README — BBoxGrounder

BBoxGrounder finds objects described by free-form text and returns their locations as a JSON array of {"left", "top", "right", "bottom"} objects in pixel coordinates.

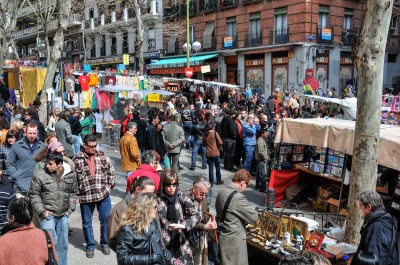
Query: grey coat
[
  {"left": 6, "top": 138, "right": 45, "bottom": 192},
  {"left": 162, "top": 121, "right": 185, "bottom": 154},
  {"left": 215, "top": 183, "right": 258, "bottom": 265},
  {"left": 55, "top": 119, "right": 74, "bottom": 157},
  {"left": 29, "top": 157, "right": 77, "bottom": 217}
]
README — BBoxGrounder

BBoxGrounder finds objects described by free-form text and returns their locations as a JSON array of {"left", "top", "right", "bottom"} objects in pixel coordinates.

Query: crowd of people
[{"left": 0, "top": 83, "right": 397, "bottom": 265}]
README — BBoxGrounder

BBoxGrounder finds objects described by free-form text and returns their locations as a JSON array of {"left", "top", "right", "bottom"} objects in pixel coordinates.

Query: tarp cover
[{"left": 274, "top": 118, "right": 400, "bottom": 171}]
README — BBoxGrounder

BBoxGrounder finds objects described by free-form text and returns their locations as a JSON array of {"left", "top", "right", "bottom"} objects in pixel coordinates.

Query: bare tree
[
  {"left": 0, "top": 0, "right": 26, "bottom": 76},
  {"left": 344, "top": 0, "right": 393, "bottom": 244},
  {"left": 27, "top": 0, "right": 72, "bottom": 122},
  {"left": 128, "top": 0, "right": 144, "bottom": 74}
]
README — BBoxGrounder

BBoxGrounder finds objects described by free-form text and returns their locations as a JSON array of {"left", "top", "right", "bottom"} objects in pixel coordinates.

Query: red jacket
[
  {"left": 0, "top": 223, "right": 57, "bottom": 265},
  {"left": 126, "top": 164, "right": 160, "bottom": 193}
]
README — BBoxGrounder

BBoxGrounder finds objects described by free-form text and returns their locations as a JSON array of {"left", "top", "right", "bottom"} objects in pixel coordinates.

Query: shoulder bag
[{"left": 42, "top": 229, "right": 58, "bottom": 265}]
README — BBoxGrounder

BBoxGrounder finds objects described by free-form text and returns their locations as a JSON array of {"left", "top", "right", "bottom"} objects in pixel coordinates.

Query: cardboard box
[
  {"left": 317, "top": 196, "right": 328, "bottom": 206},
  {"left": 327, "top": 198, "right": 347, "bottom": 214},
  {"left": 312, "top": 200, "right": 329, "bottom": 212}
]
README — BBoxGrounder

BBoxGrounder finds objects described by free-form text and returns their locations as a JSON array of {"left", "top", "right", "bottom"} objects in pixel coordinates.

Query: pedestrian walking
[
  {"left": 163, "top": 114, "right": 185, "bottom": 173},
  {"left": 202, "top": 121, "right": 223, "bottom": 185},
  {"left": 29, "top": 151, "right": 77, "bottom": 265},
  {"left": 73, "top": 134, "right": 115, "bottom": 258}
]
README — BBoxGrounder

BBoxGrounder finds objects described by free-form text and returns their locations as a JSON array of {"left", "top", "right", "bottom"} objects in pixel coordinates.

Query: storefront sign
[
  {"left": 147, "top": 93, "right": 161, "bottom": 102},
  {"left": 167, "top": 82, "right": 180, "bottom": 92},
  {"left": 340, "top": 57, "right": 353, "bottom": 65},
  {"left": 321, "top": 28, "right": 332, "bottom": 41},
  {"left": 245, "top": 59, "right": 264, "bottom": 67},
  {"left": 123, "top": 54, "right": 130, "bottom": 65},
  {"left": 149, "top": 65, "right": 202, "bottom": 75},
  {"left": 272, "top": 57, "right": 289, "bottom": 65},
  {"left": 201, "top": 65, "right": 211, "bottom": 73},
  {"left": 316, "top": 56, "right": 329, "bottom": 64}
]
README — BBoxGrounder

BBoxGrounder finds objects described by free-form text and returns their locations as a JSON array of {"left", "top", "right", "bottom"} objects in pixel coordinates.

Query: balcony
[
  {"left": 179, "top": 1, "right": 197, "bottom": 19},
  {"left": 242, "top": 0, "right": 262, "bottom": 5},
  {"left": 199, "top": 0, "right": 217, "bottom": 13},
  {"left": 164, "top": 5, "right": 179, "bottom": 21},
  {"left": 219, "top": 0, "right": 239, "bottom": 10},
  {"left": 222, "top": 34, "right": 238, "bottom": 49},
  {"left": 246, "top": 32, "right": 262, "bottom": 46},
  {"left": 317, "top": 26, "right": 334, "bottom": 43},
  {"left": 269, "top": 27, "right": 289, "bottom": 44},
  {"left": 341, "top": 28, "right": 359, "bottom": 45}
]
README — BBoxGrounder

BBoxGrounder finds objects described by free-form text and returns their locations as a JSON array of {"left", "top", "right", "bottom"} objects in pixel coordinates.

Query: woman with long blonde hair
[{"left": 116, "top": 193, "right": 172, "bottom": 265}]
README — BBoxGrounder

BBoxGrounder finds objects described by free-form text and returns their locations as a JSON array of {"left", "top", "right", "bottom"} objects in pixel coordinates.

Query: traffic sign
[{"left": 185, "top": 67, "right": 194, "bottom": 78}]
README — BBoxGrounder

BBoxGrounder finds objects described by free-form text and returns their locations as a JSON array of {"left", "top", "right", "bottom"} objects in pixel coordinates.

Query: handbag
[{"left": 42, "top": 229, "right": 58, "bottom": 265}]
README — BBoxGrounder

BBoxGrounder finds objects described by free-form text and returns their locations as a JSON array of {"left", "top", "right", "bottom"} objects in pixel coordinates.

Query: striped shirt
[{"left": 0, "top": 185, "right": 16, "bottom": 230}]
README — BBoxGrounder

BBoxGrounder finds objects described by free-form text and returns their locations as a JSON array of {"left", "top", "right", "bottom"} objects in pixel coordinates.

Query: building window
[
  {"left": 390, "top": 16, "right": 398, "bottom": 35},
  {"left": 343, "top": 9, "right": 352, "bottom": 31},
  {"left": 319, "top": 5, "right": 329, "bottom": 28},
  {"left": 388, "top": 53, "right": 397, "bottom": 63},
  {"left": 123, "top": 32, "right": 128, "bottom": 53},
  {"left": 275, "top": 8, "right": 287, "bottom": 31},
  {"left": 249, "top": 13, "right": 261, "bottom": 35},
  {"left": 226, "top": 17, "right": 236, "bottom": 36},
  {"left": 189, "top": 26, "right": 195, "bottom": 43}
]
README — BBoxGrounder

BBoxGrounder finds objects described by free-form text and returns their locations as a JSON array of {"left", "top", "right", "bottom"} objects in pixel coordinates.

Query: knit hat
[{"left": 48, "top": 141, "right": 63, "bottom": 152}]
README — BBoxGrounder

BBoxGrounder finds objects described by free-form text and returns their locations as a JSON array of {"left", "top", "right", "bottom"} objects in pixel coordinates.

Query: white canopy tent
[
  {"left": 274, "top": 118, "right": 400, "bottom": 171},
  {"left": 301, "top": 95, "right": 357, "bottom": 120}
]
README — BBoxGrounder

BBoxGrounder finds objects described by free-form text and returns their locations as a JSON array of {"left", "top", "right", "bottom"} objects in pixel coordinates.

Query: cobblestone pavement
[{"left": 68, "top": 144, "right": 266, "bottom": 264}]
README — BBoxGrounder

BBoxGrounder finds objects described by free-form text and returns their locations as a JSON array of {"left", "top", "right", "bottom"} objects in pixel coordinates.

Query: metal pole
[{"left": 186, "top": 0, "right": 190, "bottom": 68}]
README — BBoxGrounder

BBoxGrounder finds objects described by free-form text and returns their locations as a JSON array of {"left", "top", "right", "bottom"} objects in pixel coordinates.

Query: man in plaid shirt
[{"left": 73, "top": 134, "right": 115, "bottom": 258}]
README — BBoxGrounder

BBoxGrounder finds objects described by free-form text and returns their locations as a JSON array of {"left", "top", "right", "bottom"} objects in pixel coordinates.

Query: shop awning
[
  {"left": 203, "top": 23, "right": 215, "bottom": 49},
  {"left": 167, "top": 34, "right": 177, "bottom": 53},
  {"left": 147, "top": 53, "right": 218, "bottom": 69}
]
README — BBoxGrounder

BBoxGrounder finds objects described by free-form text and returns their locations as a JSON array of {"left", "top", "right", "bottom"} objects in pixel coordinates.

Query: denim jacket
[{"left": 242, "top": 123, "right": 256, "bottom": 146}]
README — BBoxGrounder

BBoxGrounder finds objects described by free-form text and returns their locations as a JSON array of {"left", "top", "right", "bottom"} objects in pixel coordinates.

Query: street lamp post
[{"left": 186, "top": 0, "right": 190, "bottom": 68}]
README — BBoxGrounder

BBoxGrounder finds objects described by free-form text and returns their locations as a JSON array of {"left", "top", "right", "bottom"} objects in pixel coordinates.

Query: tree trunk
[
  {"left": 38, "top": 0, "right": 71, "bottom": 123},
  {"left": 132, "top": 0, "right": 144, "bottom": 74},
  {"left": 344, "top": 0, "right": 393, "bottom": 245}
]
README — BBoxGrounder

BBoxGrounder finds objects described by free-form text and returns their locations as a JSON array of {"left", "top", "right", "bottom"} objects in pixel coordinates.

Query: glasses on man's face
[
  {"left": 86, "top": 144, "right": 97, "bottom": 149},
  {"left": 165, "top": 183, "right": 177, "bottom": 188},
  {"left": 195, "top": 190, "right": 208, "bottom": 197}
]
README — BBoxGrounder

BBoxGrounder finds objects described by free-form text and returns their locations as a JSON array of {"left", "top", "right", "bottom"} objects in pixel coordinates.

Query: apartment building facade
[{"left": 158, "top": 0, "right": 400, "bottom": 96}]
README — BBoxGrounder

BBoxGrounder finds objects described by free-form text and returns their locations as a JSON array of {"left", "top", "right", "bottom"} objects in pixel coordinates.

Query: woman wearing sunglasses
[
  {"left": 117, "top": 193, "right": 172, "bottom": 265},
  {"left": 157, "top": 170, "right": 201, "bottom": 265}
]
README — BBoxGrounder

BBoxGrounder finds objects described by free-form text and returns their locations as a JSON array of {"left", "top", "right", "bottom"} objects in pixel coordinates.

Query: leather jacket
[{"left": 116, "top": 219, "right": 169, "bottom": 265}]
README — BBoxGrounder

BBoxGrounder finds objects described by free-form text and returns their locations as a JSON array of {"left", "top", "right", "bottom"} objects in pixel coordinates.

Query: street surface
[{"left": 68, "top": 144, "right": 267, "bottom": 264}]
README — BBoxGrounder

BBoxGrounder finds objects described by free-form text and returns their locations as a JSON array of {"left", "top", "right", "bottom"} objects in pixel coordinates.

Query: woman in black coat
[{"left": 116, "top": 193, "right": 172, "bottom": 265}]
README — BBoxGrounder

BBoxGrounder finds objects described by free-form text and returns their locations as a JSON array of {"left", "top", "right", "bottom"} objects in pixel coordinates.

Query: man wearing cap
[{"left": 29, "top": 151, "right": 77, "bottom": 265}]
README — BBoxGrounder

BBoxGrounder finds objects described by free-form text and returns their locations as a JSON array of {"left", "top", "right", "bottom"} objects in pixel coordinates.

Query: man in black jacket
[
  {"left": 68, "top": 109, "right": 83, "bottom": 155},
  {"left": 145, "top": 114, "right": 160, "bottom": 152},
  {"left": 132, "top": 110, "right": 148, "bottom": 154},
  {"left": 221, "top": 109, "right": 237, "bottom": 171},
  {"left": 354, "top": 190, "right": 399, "bottom": 265}
]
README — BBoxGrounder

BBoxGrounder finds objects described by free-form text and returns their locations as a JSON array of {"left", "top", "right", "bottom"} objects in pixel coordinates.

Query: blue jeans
[
  {"left": 243, "top": 145, "right": 255, "bottom": 172},
  {"left": 41, "top": 215, "right": 69, "bottom": 265},
  {"left": 207, "top": 156, "right": 222, "bottom": 184},
  {"left": 183, "top": 122, "right": 193, "bottom": 148},
  {"left": 191, "top": 139, "right": 206, "bottom": 168},
  {"left": 72, "top": 134, "right": 82, "bottom": 155},
  {"left": 80, "top": 195, "right": 111, "bottom": 250}
]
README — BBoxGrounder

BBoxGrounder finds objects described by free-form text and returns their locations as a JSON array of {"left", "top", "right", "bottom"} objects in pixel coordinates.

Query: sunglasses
[
  {"left": 86, "top": 144, "right": 97, "bottom": 148},
  {"left": 165, "top": 183, "right": 178, "bottom": 188}
]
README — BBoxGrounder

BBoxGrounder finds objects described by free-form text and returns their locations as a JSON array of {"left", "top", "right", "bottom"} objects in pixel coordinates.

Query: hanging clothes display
[
  {"left": 92, "top": 87, "right": 98, "bottom": 110},
  {"left": 64, "top": 74, "right": 75, "bottom": 92},
  {"left": 82, "top": 90, "right": 92, "bottom": 108},
  {"left": 78, "top": 74, "right": 91, "bottom": 91},
  {"left": 89, "top": 73, "right": 99, "bottom": 87}
]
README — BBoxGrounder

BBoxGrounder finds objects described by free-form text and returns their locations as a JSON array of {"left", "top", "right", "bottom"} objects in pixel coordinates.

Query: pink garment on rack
[{"left": 96, "top": 90, "right": 115, "bottom": 110}]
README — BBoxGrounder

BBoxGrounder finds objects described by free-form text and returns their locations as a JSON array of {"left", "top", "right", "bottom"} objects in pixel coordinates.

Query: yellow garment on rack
[
  {"left": 89, "top": 73, "right": 98, "bottom": 86},
  {"left": 20, "top": 67, "right": 47, "bottom": 108},
  {"left": 83, "top": 90, "right": 92, "bottom": 108}
]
